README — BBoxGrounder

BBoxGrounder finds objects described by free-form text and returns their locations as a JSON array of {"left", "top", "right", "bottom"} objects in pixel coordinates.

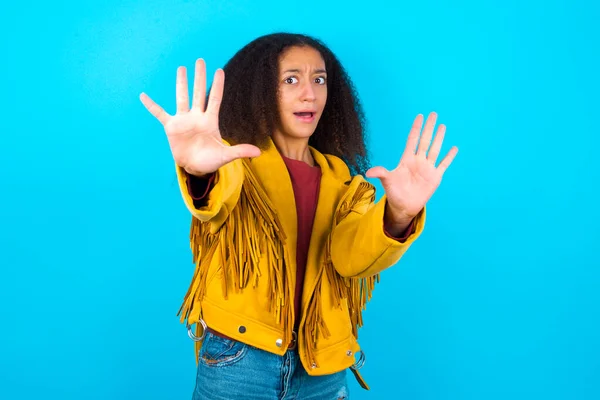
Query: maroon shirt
[
  {"left": 185, "top": 159, "right": 414, "bottom": 332},
  {"left": 281, "top": 156, "right": 321, "bottom": 329}
]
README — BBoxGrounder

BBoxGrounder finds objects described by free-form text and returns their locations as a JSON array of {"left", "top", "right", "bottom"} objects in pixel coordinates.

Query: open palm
[
  {"left": 366, "top": 112, "right": 458, "bottom": 221},
  {"left": 139, "top": 58, "right": 261, "bottom": 176}
]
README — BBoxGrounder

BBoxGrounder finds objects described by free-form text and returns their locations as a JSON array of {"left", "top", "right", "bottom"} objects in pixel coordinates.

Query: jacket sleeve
[
  {"left": 330, "top": 192, "right": 426, "bottom": 279},
  {"left": 176, "top": 158, "right": 245, "bottom": 232}
]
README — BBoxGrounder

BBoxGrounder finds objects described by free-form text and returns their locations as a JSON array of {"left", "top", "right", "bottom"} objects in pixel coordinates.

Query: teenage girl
[{"left": 140, "top": 32, "right": 457, "bottom": 400}]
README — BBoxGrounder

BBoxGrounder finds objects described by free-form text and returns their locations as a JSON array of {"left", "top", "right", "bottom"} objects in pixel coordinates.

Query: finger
[
  {"left": 365, "top": 166, "right": 389, "bottom": 179},
  {"left": 437, "top": 146, "right": 458, "bottom": 175},
  {"left": 140, "top": 92, "right": 170, "bottom": 125},
  {"left": 416, "top": 112, "right": 437, "bottom": 157},
  {"left": 427, "top": 124, "right": 446, "bottom": 164},
  {"left": 206, "top": 69, "right": 225, "bottom": 117},
  {"left": 402, "top": 114, "right": 424, "bottom": 160},
  {"left": 176, "top": 66, "right": 189, "bottom": 114},
  {"left": 192, "top": 58, "right": 207, "bottom": 110},
  {"left": 223, "top": 144, "right": 262, "bottom": 162}
]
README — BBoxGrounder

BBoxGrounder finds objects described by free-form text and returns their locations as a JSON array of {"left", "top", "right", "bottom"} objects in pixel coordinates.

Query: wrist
[
  {"left": 384, "top": 218, "right": 412, "bottom": 237},
  {"left": 383, "top": 202, "right": 415, "bottom": 236},
  {"left": 385, "top": 202, "right": 414, "bottom": 223}
]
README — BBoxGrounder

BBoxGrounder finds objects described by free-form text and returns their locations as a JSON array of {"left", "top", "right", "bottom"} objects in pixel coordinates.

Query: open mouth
[{"left": 294, "top": 112, "right": 316, "bottom": 122}]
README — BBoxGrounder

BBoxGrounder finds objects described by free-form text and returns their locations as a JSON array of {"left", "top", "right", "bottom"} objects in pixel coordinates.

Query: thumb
[
  {"left": 224, "top": 144, "right": 262, "bottom": 162},
  {"left": 365, "top": 166, "right": 388, "bottom": 179}
]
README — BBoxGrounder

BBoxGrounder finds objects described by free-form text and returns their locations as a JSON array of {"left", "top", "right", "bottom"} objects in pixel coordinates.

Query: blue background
[{"left": 1, "top": 0, "right": 599, "bottom": 399}]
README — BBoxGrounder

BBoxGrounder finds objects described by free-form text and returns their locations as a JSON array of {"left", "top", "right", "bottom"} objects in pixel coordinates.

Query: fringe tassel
[
  {"left": 176, "top": 160, "right": 294, "bottom": 346},
  {"left": 303, "top": 181, "right": 380, "bottom": 368}
]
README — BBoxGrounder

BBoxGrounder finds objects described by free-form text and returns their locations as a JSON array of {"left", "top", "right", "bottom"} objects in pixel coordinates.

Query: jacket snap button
[
  {"left": 276, "top": 339, "right": 283, "bottom": 347},
  {"left": 311, "top": 363, "right": 317, "bottom": 369},
  {"left": 238, "top": 326, "right": 246, "bottom": 334},
  {"left": 346, "top": 350, "right": 353, "bottom": 356}
]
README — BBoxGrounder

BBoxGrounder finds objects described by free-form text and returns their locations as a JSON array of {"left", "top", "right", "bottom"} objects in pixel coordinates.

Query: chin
[
  {"left": 290, "top": 129, "right": 317, "bottom": 139},
  {"left": 278, "top": 124, "right": 318, "bottom": 140}
]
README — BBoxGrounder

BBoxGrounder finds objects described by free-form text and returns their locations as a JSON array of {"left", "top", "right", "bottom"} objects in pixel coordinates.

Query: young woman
[{"left": 140, "top": 32, "right": 457, "bottom": 400}]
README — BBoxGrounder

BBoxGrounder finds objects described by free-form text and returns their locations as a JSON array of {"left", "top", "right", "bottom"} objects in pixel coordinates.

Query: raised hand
[
  {"left": 366, "top": 112, "right": 458, "bottom": 225},
  {"left": 140, "top": 58, "right": 261, "bottom": 176}
]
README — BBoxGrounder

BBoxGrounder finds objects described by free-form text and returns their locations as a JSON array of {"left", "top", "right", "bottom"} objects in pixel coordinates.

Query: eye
[
  {"left": 284, "top": 76, "right": 298, "bottom": 84},
  {"left": 315, "top": 76, "right": 327, "bottom": 85}
]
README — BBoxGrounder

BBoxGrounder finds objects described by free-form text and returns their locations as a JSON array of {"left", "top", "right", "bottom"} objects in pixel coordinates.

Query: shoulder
[
  {"left": 317, "top": 151, "right": 372, "bottom": 189},
  {"left": 314, "top": 150, "right": 376, "bottom": 207},
  {"left": 311, "top": 147, "right": 353, "bottom": 183},
  {"left": 322, "top": 154, "right": 352, "bottom": 181}
]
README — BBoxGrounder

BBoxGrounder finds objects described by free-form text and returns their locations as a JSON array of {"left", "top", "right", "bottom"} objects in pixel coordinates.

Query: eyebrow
[{"left": 282, "top": 68, "right": 327, "bottom": 74}]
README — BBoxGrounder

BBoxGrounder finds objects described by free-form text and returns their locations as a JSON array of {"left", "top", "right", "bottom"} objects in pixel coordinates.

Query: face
[{"left": 274, "top": 45, "right": 328, "bottom": 141}]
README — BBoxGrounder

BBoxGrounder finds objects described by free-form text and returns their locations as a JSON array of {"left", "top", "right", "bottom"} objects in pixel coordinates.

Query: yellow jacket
[{"left": 175, "top": 138, "right": 426, "bottom": 389}]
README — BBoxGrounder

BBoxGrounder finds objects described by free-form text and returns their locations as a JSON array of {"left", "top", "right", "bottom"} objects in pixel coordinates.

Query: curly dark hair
[{"left": 214, "top": 32, "right": 370, "bottom": 176}]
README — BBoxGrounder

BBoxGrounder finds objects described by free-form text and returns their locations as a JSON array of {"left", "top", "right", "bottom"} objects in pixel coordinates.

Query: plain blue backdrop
[{"left": 1, "top": 0, "right": 599, "bottom": 399}]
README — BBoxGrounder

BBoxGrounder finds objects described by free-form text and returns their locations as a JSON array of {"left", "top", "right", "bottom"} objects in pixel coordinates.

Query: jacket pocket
[{"left": 199, "top": 332, "right": 248, "bottom": 367}]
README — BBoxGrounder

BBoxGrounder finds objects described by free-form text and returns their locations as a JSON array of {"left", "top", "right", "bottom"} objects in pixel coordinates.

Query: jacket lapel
[
  {"left": 301, "top": 147, "right": 347, "bottom": 312},
  {"left": 249, "top": 138, "right": 298, "bottom": 275}
]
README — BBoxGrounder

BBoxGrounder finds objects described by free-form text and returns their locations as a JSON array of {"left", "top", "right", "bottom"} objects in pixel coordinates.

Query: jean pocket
[{"left": 199, "top": 332, "right": 248, "bottom": 367}]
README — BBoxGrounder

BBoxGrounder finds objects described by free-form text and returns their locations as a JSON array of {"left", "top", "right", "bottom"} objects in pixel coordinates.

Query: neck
[{"left": 271, "top": 132, "right": 315, "bottom": 166}]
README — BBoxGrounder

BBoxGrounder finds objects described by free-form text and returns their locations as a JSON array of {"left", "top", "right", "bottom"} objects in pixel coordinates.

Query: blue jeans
[{"left": 192, "top": 331, "right": 350, "bottom": 399}]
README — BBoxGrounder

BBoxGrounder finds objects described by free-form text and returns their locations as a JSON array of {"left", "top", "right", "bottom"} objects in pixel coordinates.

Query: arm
[{"left": 330, "top": 188, "right": 425, "bottom": 279}]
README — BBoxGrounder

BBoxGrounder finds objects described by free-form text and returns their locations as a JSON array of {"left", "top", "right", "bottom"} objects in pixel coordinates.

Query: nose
[{"left": 300, "top": 80, "right": 316, "bottom": 102}]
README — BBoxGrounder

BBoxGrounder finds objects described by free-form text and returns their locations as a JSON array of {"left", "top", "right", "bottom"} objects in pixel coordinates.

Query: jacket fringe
[
  {"left": 176, "top": 160, "right": 294, "bottom": 346},
  {"left": 303, "top": 181, "right": 379, "bottom": 368}
]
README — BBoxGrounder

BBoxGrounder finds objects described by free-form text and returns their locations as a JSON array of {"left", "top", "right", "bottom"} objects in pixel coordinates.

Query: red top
[
  {"left": 186, "top": 159, "right": 414, "bottom": 331},
  {"left": 280, "top": 156, "right": 322, "bottom": 329}
]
